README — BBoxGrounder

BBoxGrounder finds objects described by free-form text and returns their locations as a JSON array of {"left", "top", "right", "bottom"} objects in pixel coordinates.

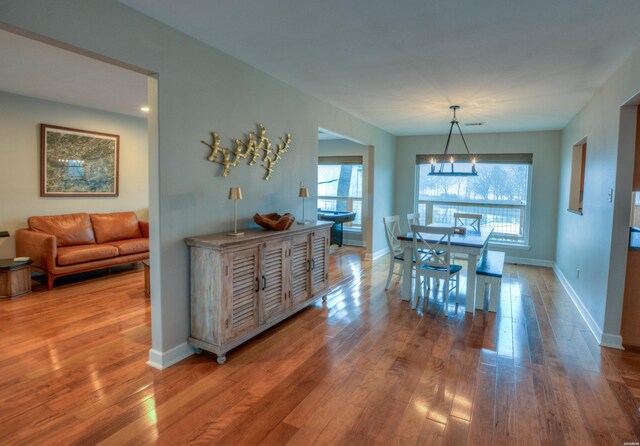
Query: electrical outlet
[
  {"left": 577, "top": 268, "right": 580, "bottom": 279},
  {"left": 608, "top": 188, "right": 613, "bottom": 203}
]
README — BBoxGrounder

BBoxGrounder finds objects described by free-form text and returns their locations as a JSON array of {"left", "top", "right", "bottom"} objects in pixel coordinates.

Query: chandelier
[{"left": 429, "top": 105, "right": 478, "bottom": 176}]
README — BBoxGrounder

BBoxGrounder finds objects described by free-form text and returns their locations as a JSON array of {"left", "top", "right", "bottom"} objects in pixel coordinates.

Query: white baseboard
[
  {"left": 366, "top": 247, "right": 389, "bottom": 262},
  {"left": 342, "top": 232, "right": 365, "bottom": 247},
  {"left": 342, "top": 240, "right": 365, "bottom": 248},
  {"left": 505, "top": 256, "right": 554, "bottom": 267},
  {"left": 553, "top": 264, "right": 610, "bottom": 348},
  {"left": 601, "top": 333, "right": 624, "bottom": 350},
  {"left": 147, "top": 342, "right": 194, "bottom": 370}
]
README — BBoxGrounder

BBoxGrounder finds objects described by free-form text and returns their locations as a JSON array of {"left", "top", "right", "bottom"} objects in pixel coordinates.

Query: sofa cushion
[
  {"left": 29, "top": 213, "right": 96, "bottom": 247},
  {"left": 107, "top": 238, "right": 149, "bottom": 256},
  {"left": 90, "top": 212, "right": 142, "bottom": 244},
  {"left": 57, "top": 244, "right": 119, "bottom": 266}
]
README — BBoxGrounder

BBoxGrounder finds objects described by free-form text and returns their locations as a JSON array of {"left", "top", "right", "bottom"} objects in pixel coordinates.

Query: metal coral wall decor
[{"left": 201, "top": 123, "right": 292, "bottom": 180}]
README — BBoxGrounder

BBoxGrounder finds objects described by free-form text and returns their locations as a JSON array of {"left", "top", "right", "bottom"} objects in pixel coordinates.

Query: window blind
[{"left": 319, "top": 156, "right": 363, "bottom": 165}]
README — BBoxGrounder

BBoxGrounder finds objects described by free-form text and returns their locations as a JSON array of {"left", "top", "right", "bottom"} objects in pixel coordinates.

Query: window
[
  {"left": 568, "top": 139, "right": 587, "bottom": 214},
  {"left": 416, "top": 153, "right": 533, "bottom": 246},
  {"left": 317, "top": 156, "right": 363, "bottom": 231}
]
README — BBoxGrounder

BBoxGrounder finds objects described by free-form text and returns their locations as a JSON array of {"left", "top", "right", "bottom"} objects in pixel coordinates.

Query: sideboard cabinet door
[
  {"left": 310, "top": 230, "right": 329, "bottom": 296},
  {"left": 224, "top": 247, "right": 260, "bottom": 341},
  {"left": 290, "top": 234, "right": 311, "bottom": 306},
  {"left": 261, "top": 240, "right": 289, "bottom": 322}
]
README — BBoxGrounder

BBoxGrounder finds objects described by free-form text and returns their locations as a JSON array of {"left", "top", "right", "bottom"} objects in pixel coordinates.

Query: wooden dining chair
[
  {"left": 410, "top": 224, "right": 462, "bottom": 313},
  {"left": 406, "top": 212, "right": 421, "bottom": 229},
  {"left": 453, "top": 213, "right": 482, "bottom": 232},
  {"left": 452, "top": 213, "right": 483, "bottom": 264},
  {"left": 383, "top": 215, "right": 406, "bottom": 290}
]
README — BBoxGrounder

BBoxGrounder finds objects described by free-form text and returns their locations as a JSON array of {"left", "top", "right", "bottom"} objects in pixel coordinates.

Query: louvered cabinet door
[
  {"left": 260, "top": 240, "right": 289, "bottom": 322},
  {"left": 290, "top": 234, "right": 311, "bottom": 305},
  {"left": 310, "top": 229, "right": 329, "bottom": 296},
  {"left": 224, "top": 247, "right": 260, "bottom": 341}
]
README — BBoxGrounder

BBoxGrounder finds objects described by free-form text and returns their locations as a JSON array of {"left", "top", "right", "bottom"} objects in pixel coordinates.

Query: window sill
[{"left": 567, "top": 208, "right": 583, "bottom": 216}]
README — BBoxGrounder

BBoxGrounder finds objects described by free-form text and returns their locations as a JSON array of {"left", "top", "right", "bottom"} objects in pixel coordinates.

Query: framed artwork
[{"left": 40, "top": 124, "right": 119, "bottom": 197}]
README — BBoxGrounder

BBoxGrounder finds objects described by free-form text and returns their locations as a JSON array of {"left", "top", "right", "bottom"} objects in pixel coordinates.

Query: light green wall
[
  {"left": 557, "top": 47, "right": 640, "bottom": 347},
  {"left": 395, "top": 131, "right": 561, "bottom": 264},
  {"left": 0, "top": 0, "right": 395, "bottom": 366},
  {"left": 0, "top": 91, "right": 148, "bottom": 258}
]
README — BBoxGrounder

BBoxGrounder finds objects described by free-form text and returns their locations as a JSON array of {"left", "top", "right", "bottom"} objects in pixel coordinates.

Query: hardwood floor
[{"left": 1, "top": 249, "right": 639, "bottom": 445}]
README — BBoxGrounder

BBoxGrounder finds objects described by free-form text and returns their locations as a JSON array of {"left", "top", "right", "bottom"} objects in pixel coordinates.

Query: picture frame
[{"left": 40, "top": 124, "right": 119, "bottom": 197}]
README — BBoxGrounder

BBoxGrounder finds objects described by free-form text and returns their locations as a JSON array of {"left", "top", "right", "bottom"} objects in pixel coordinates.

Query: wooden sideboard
[{"left": 185, "top": 221, "right": 332, "bottom": 364}]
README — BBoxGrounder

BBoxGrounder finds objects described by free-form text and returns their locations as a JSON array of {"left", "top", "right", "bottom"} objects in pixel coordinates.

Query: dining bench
[{"left": 475, "top": 250, "right": 505, "bottom": 312}]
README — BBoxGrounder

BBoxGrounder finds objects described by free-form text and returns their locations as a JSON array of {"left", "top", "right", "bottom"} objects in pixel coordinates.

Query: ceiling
[
  {"left": 119, "top": 0, "right": 640, "bottom": 135},
  {"left": 0, "top": 29, "right": 148, "bottom": 118}
]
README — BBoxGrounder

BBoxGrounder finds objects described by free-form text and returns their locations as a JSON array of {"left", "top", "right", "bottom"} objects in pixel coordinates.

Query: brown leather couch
[{"left": 16, "top": 212, "right": 149, "bottom": 289}]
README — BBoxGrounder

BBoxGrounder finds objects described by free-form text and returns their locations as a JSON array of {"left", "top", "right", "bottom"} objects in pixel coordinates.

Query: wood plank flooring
[{"left": 0, "top": 249, "right": 639, "bottom": 445}]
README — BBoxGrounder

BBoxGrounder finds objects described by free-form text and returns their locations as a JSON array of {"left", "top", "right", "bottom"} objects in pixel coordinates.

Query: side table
[{"left": 0, "top": 259, "right": 33, "bottom": 299}]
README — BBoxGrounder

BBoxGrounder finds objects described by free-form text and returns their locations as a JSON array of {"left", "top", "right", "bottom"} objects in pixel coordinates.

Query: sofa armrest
[
  {"left": 16, "top": 228, "right": 57, "bottom": 271},
  {"left": 139, "top": 220, "right": 149, "bottom": 238}
]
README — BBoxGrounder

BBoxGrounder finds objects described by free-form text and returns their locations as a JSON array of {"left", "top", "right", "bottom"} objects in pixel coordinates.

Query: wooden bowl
[{"left": 253, "top": 213, "right": 296, "bottom": 231}]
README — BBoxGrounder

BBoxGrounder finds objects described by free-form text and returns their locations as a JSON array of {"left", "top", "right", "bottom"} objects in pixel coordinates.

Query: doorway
[
  {"left": 0, "top": 26, "right": 158, "bottom": 356},
  {"left": 317, "top": 128, "right": 371, "bottom": 250}
]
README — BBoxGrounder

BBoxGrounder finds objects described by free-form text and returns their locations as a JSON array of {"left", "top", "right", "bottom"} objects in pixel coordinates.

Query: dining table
[{"left": 397, "top": 225, "right": 494, "bottom": 312}]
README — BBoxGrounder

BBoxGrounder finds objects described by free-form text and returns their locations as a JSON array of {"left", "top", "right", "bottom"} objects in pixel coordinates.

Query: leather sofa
[{"left": 16, "top": 211, "right": 149, "bottom": 289}]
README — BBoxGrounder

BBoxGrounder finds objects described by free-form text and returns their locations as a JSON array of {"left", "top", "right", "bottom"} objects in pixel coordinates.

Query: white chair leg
[
  {"left": 444, "top": 277, "right": 450, "bottom": 317},
  {"left": 455, "top": 274, "right": 460, "bottom": 304},
  {"left": 412, "top": 275, "right": 421, "bottom": 309},
  {"left": 385, "top": 260, "right": 394, "bottom": 290}
]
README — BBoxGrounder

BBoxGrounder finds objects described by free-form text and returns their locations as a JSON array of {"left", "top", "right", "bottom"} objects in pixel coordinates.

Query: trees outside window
[
  {"left": 417, "top": 162, "right": 531, "bottom": 246},
  {"left": 318, "top": 163, "right": 363, "bottom": 230}
]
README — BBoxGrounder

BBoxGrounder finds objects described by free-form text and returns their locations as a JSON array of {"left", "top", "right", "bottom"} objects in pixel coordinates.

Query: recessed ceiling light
[{"left": 140, "top": 106, "right": 150, "bottom": 112}]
